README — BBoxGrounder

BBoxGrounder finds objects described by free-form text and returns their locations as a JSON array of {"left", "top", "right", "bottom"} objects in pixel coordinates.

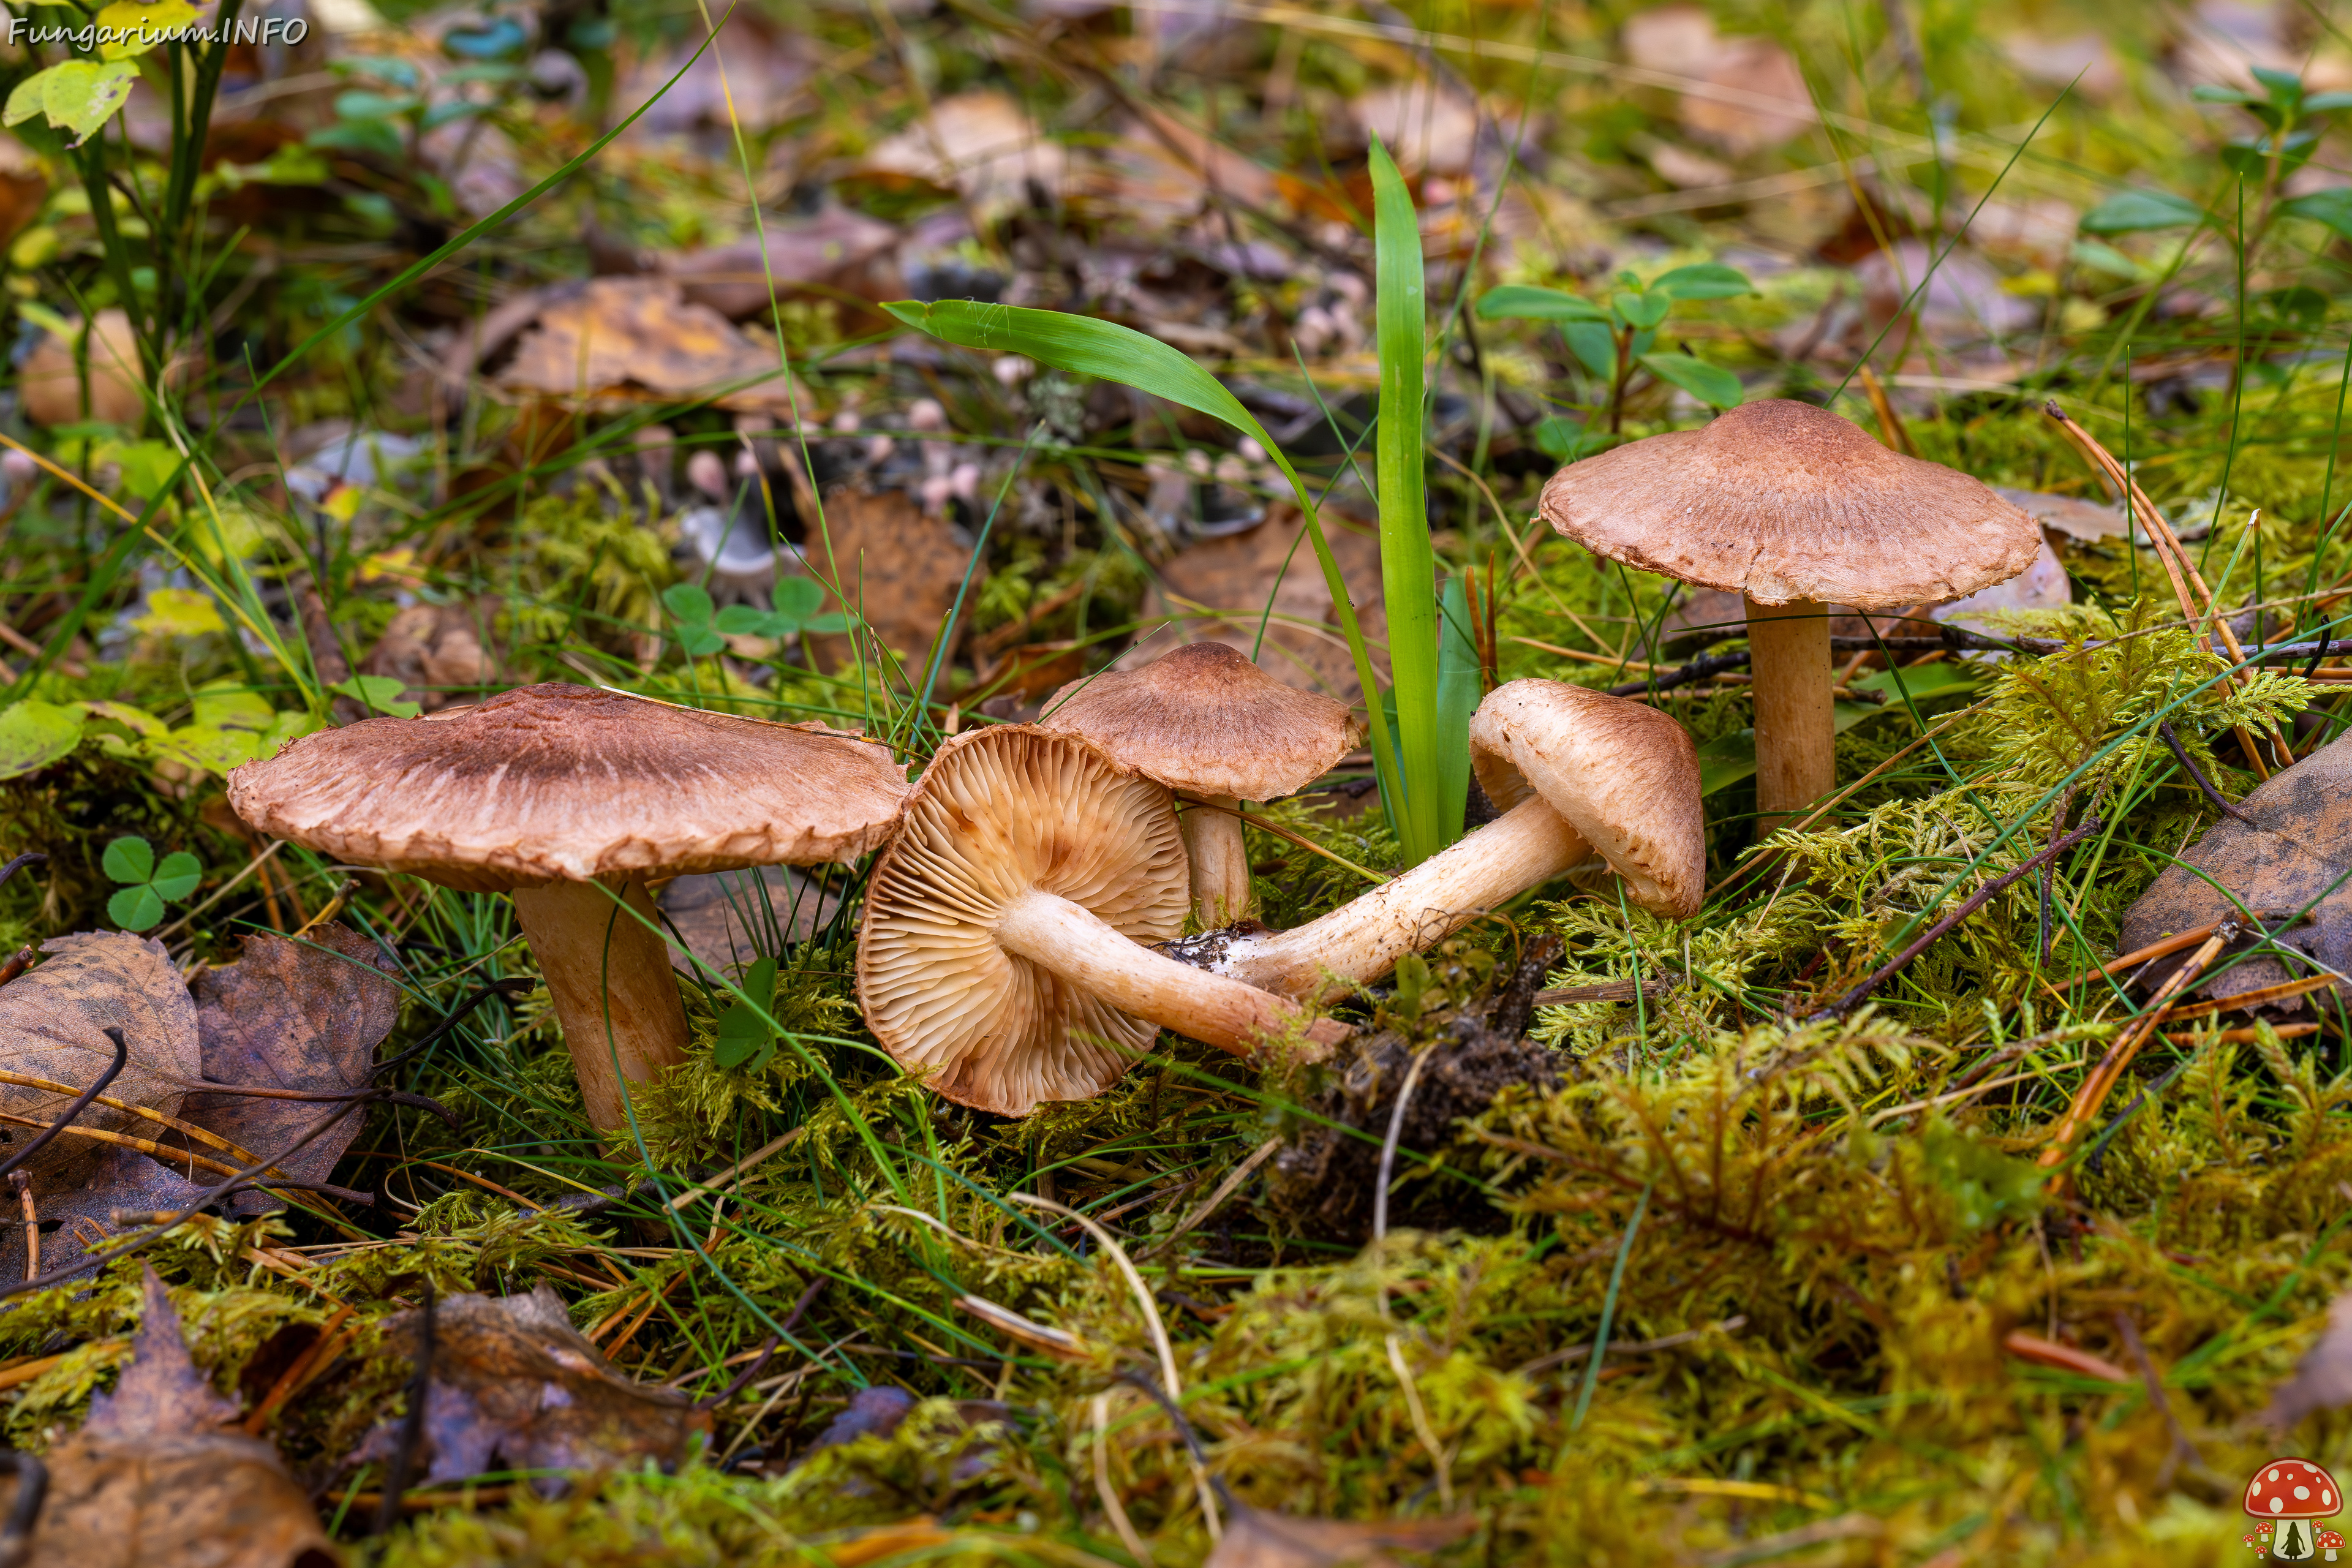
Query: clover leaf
[
  {"left": 663, "top": 583, "right": 726, "bottom": 658},
  {"left": 330, "top": 674, "right": 421, "bottom": 719},
  {"left": 712, "top": 576, "right": 850, "bottom": 641},
  {"left": 104, "top": 835, "right": 200, "bottom": 932}
]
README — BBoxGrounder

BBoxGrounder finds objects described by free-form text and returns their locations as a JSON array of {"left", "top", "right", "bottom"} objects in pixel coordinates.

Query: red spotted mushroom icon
[
  {"left": 2244, "top": 1458, "right": 2343, "bottom": 1560},
  {"left": 2319, "top": 1529, "right": 2344, "bottom": 1561}
]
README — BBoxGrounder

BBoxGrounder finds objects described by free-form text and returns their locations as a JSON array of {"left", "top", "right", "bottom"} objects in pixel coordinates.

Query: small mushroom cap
[
  {"left": 1039, "top": 642, "right": 1362, "bottom": 801},
  {"left": 1468, "top": 680, "right": 1705, "bottom": 919},
  {"left": 227, "top": 682, "right": 910, "bottom": 892},
  {"left": 2245, "top": 1458, "right": 2342, "bottom": 1519},
  {"left": 1537, "top": 399, "right": 2040, "bottom": 610},
  {"left": 858, "top": 726, "right": 1189, "bottom": 1117}
]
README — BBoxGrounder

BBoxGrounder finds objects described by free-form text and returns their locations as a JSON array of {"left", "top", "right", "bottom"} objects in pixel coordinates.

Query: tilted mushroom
[
  {"left": 1039, "top": 643, "right": 1361, "bottom": 924},
  {"left": 1203, "top": 679, "right": 1704, "bottom": 1002},
  {"left": 857, "top": 726, "right": 1349, "bottom": 1117},
  {"left": 1539, "top": 399, "right": 2038, "bottom": 821},
  {"left": 228, "top": 683, "right": 909, "bottom": 1134}
]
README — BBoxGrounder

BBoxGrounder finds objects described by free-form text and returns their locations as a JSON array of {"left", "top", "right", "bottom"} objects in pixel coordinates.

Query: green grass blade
[
  {"left": 1369, "top": 139, "right": 1440, "bottom": 865},
  {"left": 883, "top": 297, "right": 1401, "bottom": 812},
  {"left": 1434, "top": 575, "right": 1479, "bottom": 839}
]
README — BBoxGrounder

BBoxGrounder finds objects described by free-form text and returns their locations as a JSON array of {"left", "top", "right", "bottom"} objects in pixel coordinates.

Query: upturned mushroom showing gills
[
  {"left": 227, "top": 683, "right": 910, "bottom": 1135},
  {"left": 1205, "top": 680, "right": 1703, "bottom": 1003},
  {"left": 1039, "top": 643, "right": 1361, "bottom": 925},
  {"left": 857, "top": 725, "right": 1349, "bottom": 1117},
  {"left": 1538, "top": 399, "right": 2038, "bottom": 822}
]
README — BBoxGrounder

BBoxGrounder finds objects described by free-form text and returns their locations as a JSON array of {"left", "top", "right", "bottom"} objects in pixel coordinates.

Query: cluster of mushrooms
[{"left": 225, "top": 401, "right": 2041, "bottom": 1123}]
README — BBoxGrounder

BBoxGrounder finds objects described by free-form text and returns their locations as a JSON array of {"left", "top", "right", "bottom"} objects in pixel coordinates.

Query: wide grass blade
[
  {"left": 1434, "top": 574, "right": 1480, "bottom": 839},
  {"left": 1369, "top": 139, "right": 1444, "bottom": 865},
  {"left": 883, "top": 296, "right": 1401, "bottom": 815}
]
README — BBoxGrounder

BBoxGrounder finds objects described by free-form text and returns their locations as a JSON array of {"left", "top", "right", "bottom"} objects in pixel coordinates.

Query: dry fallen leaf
[
  {"left": 804, "top": 486, "right": 983, "bottom": 669},
  {"left": 4, "top": 1264, "right": 339, "bottom": 1568},
  {"left": 0, "top": 931, "right": 203, "bottom": 1189},
  {"left": 2269, "top": 1289, "right": 2352, "bottom": 1431},
  {"left": 0, "top": 1141, "right": 213, "bottom": 1285},
  {"left": 1206, "top": 1503, "right": 1476, "bottom": 1567},
  {"left": 2117, "top": 727, "right": 2352, "bottom": 1013},
  {"left": 500, "top": 278, "right": 804, "bottom": 413},
  {"left": 353, "top": 1286, "right": 704, "bottom": 1491},
  {"left": 183, "top": 924, "right": 401, "bottom": 1216},
  {"left": 1989, "top": 486, "right": 2130, "bottom": 543},
  {"left": 859, "top": 91, "right": 1067, "bottom": 217},
  {"left": 361, "top": 603, "right": 502, "bottom": 710},
  {"left": 1623, "top": 4, "right": 1812, "bottom": 157},
  {"left": 1129, "top": 505, "right": 1390, "bottom": 702},
  {"left": 664, "top": 206, "right": 902, "bottom": 320}
]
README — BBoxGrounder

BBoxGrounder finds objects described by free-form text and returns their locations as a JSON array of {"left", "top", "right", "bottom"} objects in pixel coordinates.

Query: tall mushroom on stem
[
  {"left": 228, "top": 684, "right": 909, "bottom": 1136},
  {"left": 1201, "top": 680, "right": 1704, "bottom": 1002},
  {"left": 1538, "top": 399, "right": 2039, "bottom": 823},
  {"left": 1039, "top": 643, "right": 1361, "bottom": 925},
  {"left": 856, "top": 726, "right": 1349, "bottom": 1117}
]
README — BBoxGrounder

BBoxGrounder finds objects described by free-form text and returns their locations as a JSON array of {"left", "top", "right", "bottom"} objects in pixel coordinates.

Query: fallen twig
[
  {"left": 2039, "top": 922, "right": 2237, "bottom": 1177},
  {"left": 1810, "top": 818, "right": 2101, "bottom": 1020},
  {"left": 2158, "top": 720, "right": 2255, "bottom": 823}
]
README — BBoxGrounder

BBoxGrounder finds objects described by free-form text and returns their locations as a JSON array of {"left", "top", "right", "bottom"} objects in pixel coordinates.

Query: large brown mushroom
[
  {"left": 1039, "top": 643, "right": 1361, "bottom": 925},
  {"left": 1205, "top": 680, "right": 1704, "bottom": 1001},
  {"left": 857, "top": 726, "right": 1348, "bottom": 1117},
  {"left": 228, "top": 683, "right": 909, "bottom": 1134},
  {"left": 1538, "top": 399, "right": 2038, "bottom": 821}
]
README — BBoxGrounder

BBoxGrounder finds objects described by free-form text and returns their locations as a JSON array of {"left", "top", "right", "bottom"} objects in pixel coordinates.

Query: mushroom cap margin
[
  {"left": 1467, "top": 679, "right": 1706, "bottom": 919},
  {"left": 1537, "top": 399, "right": 2040, "bottom": 611},
  {"left": 226, "top": 682, "right": 911, "bottom": 892}
]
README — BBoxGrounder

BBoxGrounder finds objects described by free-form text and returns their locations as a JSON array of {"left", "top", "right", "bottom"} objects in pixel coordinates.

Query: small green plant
[
  {"left": 102, "top": 835, "right": 199, "bottom": 932},
  {"left": 712, "top": 956, "right": 780, "bottom": 1071},
  {"left": 714, "top": 577, "right": 848, "bottom": 644},
  {"left": 662, "top": 584, "right": 729, "bottom": 659},
  {"left": 1476, "top": 264, "right": 1752, "bottom": 438},
  {"left": 329, "top": 675, "right": 421, "bottom": 719}
]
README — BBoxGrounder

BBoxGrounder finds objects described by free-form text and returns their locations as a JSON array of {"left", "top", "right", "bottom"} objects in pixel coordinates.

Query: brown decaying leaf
[
  {"left": 353, "top": 1286, "right": 706, "bottom": 1492},
  {"left": 2269, "top": 1289, "right": 2352, "bottom": 1431},
  {"left": 500, "top": 278, "right": 803, "bottom": 413},
  {"left": 361, "top": 603, "right": 502, "bottom": 711},
  {"left": 0, "top": 1140, "right": 212, "bottom": 1286},
  {"left": 0, "top": 932, "right": 202, "bottom": 1191},
  {"left": 1205, "top": 1503, "right": 1477, "bottom": 1568},
  {"left": 2117, "top": 728, "right": 2352, "bottom": 1014},
  {"left": 184, "top": 924, "right": 401, "bottom": 1217},
  {"left": 1129, "top": 505, "right": 1389, "bottom": 703},
  {"left": 4, "top": 1264, "right": 339, "bottom": 1568},
  {"left": 804, "top": 486, "right": 984, "bottom": 669}
]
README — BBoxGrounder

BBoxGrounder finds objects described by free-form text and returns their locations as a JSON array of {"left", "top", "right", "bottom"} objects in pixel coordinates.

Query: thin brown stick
[
  {"left": 8, "top": 1174, "right": 31, "bottom": 1282},
  {"left": 242, "top": 1302, "right": 356, "bottom": 1436},
  {"left": 2040, "top": 924, "right": 2234, "bottom": 1174}
]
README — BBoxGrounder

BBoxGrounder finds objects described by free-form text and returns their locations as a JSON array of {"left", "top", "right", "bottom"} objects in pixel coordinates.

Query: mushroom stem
[
  {"left": 1213, "top": 797, "right": 1591, "bottom": 1003},
  {"left": 1177, "top": 794, "right": 1251, "bottom": 925},
  {"left": 993, "top": 889, "right": 1346, "bottom": 1058},
  {"left": 1745, "top": 595, "right": 1835, "bottom": 823},
  {"left": 510, "top": 876, "right": 692, "bottom": 1134}
]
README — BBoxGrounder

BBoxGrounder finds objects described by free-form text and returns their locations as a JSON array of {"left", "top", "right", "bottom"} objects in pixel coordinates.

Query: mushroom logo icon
[{"left": 2244, "top": 1459, "right": 2344, "bottom": 1559}]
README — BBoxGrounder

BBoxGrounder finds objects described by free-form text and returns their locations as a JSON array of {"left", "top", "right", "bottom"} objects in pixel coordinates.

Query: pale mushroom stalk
[
  {"left": 992, "top": 888, "right": 1346, "bottom": 1057},
  {"left": 1213, "top": 796, "right": 1588, "bottom": 1001},
  {"left": 1176, "top": 796, "right": 1250, "bottom": 926},
  {"left": 508, "top": 878, "right": 690, "bottom": 1130},
  {"left": 1206, "top": 679, "right": 1705, "bottom": 1004},
  {"left": 1042, "top": 643, "right": 1360, "bottom": 927},
  {"left": 1745, "top": 597, "right": 1836, "bottom": 818}
]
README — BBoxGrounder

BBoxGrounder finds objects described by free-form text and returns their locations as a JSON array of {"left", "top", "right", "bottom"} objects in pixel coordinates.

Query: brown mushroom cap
[
  {"left": 1039, "top": 641, "right": 1362, "bottom": 801},
  {"left": 858, "top": 726, "right": 1190, "bottom": 1117},
  {"left": 1469, "top": 680, "right": 1705, "bottom": 918},
  {"left": 227, "top": 682, "right": 910, "bottom": 892},
  {"left": 1537, "top": 399, "right": 2040, "bottom": 610}
]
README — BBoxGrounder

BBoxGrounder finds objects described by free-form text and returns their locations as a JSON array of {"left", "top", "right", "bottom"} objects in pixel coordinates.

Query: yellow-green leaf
[
  {"left": 0, "top": 700, "right": 85, "bottom": 779},
  {"left": 130, "top": 587, "right": 225, "bottom": 639},
  {"left": 38, "top": 61, "right": 140, "bottom": 143},
  {"left": 95, "top": 0, "right": 200, "bottom": 60}
]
